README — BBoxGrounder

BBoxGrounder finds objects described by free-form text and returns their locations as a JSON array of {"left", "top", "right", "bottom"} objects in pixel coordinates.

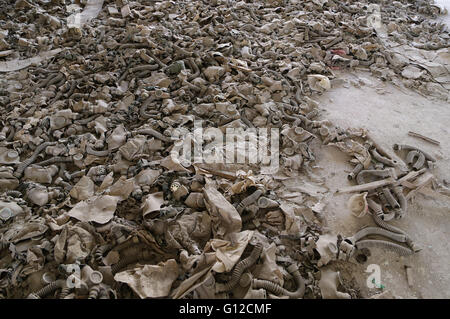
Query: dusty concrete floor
[
  {"left": 316, "top": 3, "right": 450, "bottom": 299},
  {"left": 436, "top": 0, "right": 450, "bottom": 26},
  {"left": 311, "top": 71, "right": 450, "bottom": 298}
]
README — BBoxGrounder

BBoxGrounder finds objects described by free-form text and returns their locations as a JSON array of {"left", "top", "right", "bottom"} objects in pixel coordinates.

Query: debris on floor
[{"left": 0, "top": 0, "right": 448, "bottom": 299}]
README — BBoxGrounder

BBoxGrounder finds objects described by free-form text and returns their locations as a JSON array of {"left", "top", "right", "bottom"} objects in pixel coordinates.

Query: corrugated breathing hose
[
  {"left": 355, "top": 240, "right": 414, "bottom": 256},
  {"left": 88, "top": 285, "right": 101, "bottom": 299},
  {"left": 28, "top": 279, "right": 66, "bottom": 299},
  {"left": 14, "top": 141, "right": 56, "bottom": 178},
  {"left": 85, "top": 145, "right": 110, "bottom": 157},
  {"left": 367, "top": 198, "right": 420, "bottom": 252},
  {"left": 139, "top": 96, "right": 157, "bottom": 120},
  {"left": 393, "top": 144, "right": 436, "bottom": 162},
  {"left": 348, "top": 163, "right": 363, "bottom": 180},
  {"left": 217, "top": 243, "right": 263, "bottom": 293},
  {"left": 406, "top": 150, "right": 425, "bottom": 170},
  {"left": 0, "top": 241, "right": 8, "bottom": 251},
  {"left": 59, "top": 286, "right": 72, "bottom": 299},
  {"left": 236, "top": 188, "right": 264, "bottom": 214},
  {"left": 349, "top": 227, "right": 407, "bottom": 244},
  {"left": 382, "top": 187, "right": 400, "bottom": 209},
  {"left": 377, "top": 190, "right": 389, "bottom": 208},
  {"left": 111, "top": 250, "right": 152, "bottom": 275},
  {"left": 371, "top": 149, "right": 397, "bottom": 167},
  {"left": 356, "top": 169, "right": 392, "bottom": 185},
  {"left": 134, "top": 128, "right": 172, "bottom": 143},
  {"left": 94, "top": 244, "right": 113, "bottom": 264},
  {"left": 252, "top": 264, "right": 305, "bottom": 299},
  {"left": 111, "top": 255, "right": 140, "bottom": 275},
  {"left": 5, "top": 190, "right": 22, "bottom": 197},
  {"left": 367, "top": 198, "right": 406, "bottom": 234},
  {"left": 392, "top": 186, "right": 407, "bottom": 218}
]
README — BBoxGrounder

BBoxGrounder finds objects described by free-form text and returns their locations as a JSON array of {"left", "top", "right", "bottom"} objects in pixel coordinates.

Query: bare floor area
[{"left": 313, "top": 72, "right": 450, "bottom": 298}]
